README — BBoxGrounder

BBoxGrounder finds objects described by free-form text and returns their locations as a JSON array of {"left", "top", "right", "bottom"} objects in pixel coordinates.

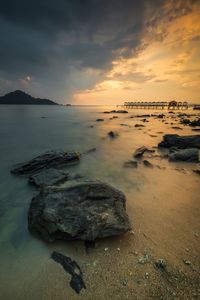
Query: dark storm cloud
[{"left": 0, "top": 0, "right": 196, "bottom": 101}]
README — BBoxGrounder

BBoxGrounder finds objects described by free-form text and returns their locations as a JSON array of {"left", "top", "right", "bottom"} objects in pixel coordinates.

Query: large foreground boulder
[
  {"left": 28, "top": 181, "right": 131, "bottom": 241},
  {"left": 11, "top": 151, "right": 81, "bottom": 175},
  {"left": 158, "top": 134, "right": 200, "bottom": 149}
]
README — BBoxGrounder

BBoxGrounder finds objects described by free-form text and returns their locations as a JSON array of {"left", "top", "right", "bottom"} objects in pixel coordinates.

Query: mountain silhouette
[{"left": 0, "top": 90, "right": 59, "bottom": 105}]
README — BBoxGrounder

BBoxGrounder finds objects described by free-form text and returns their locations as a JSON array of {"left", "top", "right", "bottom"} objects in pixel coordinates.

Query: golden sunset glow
[{"left": 74, "top": 1, "right": 200, "bottom": 105}]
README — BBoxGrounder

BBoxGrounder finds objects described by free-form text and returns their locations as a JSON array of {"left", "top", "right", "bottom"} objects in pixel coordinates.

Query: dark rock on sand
[
  {"left": 123, "top": 160, "right": 138, "bottom": 168},
  {"left": 96, "top": 118, "right": 104, "bottom": 122},
  {"left": 29, "top": 169, "right": 69, "bottom": 188},
  {"left": 134, "top": 147, "right": 155, "bottom": 158},
  {"left": 192, "top": 128, "right": 200, "bottom": 132},
  {"left": 51, "top": 251, "right": 86, "bottom": 294},
  {"left": 168, "top": 148, "right": 199, "bottom": 162},
  {"left": 172, "top": 126, "right": 183, "bottom": 130},
  {"left": 108, "top": 131, "right": 118, "bottom": 138},
  {"left": 158, "top": 134, "right": 200, "bottom": 149},
  {"left": 181, "top": 118, "right": 200, "bottom": 127},
  {"left": 115, "top": 110, "right": 128, "bottom": 113},
  {"left": 105, "top": 110, "right": 128, "bottom": 114},
  {"left": 154, "top": 259, "right": 167, "bottom": 270},
  {"left": 135, "top": 124, "right": 145, "bottom": 128},
  {"left": 143, "top": 160, "right": 154, "bottom": 168},
  {"left": 120, "top": 123, "right": 130, "bottom": 127},
  {"left": 193, "top": 169, "right": 200, "bottom": 175},
  {"left": 28, "top": 181, "right": 131, "bottom": 241},
  {"left": 157, "top": 114, "right": 165, "bottom": 119},
  {"left": 11, "top": 151, "right": 81, "bottom": 175}
]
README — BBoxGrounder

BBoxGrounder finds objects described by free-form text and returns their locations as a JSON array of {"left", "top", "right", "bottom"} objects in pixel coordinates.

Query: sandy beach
[{"left": 0, "top": 105, "right": 199, "bottom": 300}]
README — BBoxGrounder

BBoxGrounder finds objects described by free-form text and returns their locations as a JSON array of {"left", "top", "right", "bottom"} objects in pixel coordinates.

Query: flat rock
[
  {"left": 158, "top": 134, "right": 200, "bottom": 149},
  {"left": 28, "top": 181, "right": 131, "bottom": 241},
  {"left": 135, "top": 124, "right": 145, "bottom": 128},
  {"left": 11, "top": 151, "right": 81, "bottom": 175},
  {"left": 51, "top": 251, "right": 86, "bottom": 294},
  {"left": 168, "top": 148, "right": 199, "bottom": 162},
  {"left": 29, "top": 169, "right": 69, "bottom": 188}
]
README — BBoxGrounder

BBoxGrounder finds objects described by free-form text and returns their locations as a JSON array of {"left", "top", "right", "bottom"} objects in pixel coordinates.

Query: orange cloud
[{"left": 73, "top": 1, "right": 200, "bottom": 104}]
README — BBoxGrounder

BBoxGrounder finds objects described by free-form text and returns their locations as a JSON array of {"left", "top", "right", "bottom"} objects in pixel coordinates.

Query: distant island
[{"left": 0, "top": 90, "right": 59, "bottom": 105}]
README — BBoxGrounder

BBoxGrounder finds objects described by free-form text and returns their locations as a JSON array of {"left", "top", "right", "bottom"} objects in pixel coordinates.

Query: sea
[{"left": 0, "top": 105, "right": 199, "bottom": 300}]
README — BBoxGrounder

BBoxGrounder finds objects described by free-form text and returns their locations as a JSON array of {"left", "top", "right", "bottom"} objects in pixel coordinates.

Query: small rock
[
  {"left": 143, "top": 160, "right": 153, "bottom": 168},
  {"left": 108, "top": 131, "right": 118, "bottom": 138},
  {"left": 123, "top": 160, "right": 138, "bottom": 168},
  {"left": 134, "top": 147, "right": 154, "bottom": 158},
  {"left": 135, "top": 124, "right": 145, "bottom": 128},
  {"left": 193, "top": 169, "right": 200, "bottom": 175},
  {"left": 154, "top": 259, "right": 167, "bottom": 270},
  {"left": 96, "top": 118, "right": 104, "bottom": 122},
  {"left": 138, "top": 254, "right": 150, "bottom": 264},
  {"left": 183, "top": 259, "right": 192, "bottom": 265},
  {"left": 121, "top": 278, "right": 128, "bottom": 286}
]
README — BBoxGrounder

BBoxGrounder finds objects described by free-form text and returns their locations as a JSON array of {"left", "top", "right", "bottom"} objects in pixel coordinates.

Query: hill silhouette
[{"left": 0, "top": 90, "right": 59, "bottom": 105}]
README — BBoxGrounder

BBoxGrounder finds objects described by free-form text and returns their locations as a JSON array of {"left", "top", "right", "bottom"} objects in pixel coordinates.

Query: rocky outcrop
[
  {"left": 28, "top": 181, "right": 131, "bottom": 241},
  {"left": 11, "top": 151, "right": 81, "bottom": 175},
  {"left": 158, "top": 135, "right": 200, "bottom": 149},
  {"left": 168, "top": 148, "right": 199, "bottom": 162}
]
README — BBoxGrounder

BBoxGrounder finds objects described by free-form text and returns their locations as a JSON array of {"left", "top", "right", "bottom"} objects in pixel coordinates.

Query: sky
[{"left": 0, "top": 0, "right": 200, "bottom": 104}]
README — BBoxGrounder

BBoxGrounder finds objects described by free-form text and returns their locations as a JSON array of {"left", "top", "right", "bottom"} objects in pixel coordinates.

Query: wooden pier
[{"left": 122, "top": 101, "right": 189, "bottom": 110}]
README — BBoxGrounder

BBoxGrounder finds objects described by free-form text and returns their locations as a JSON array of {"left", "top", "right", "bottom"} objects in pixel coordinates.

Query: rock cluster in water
[
  {"left": 158, "top": 135, "right": 200, "bottom": 162},
  {"left": 11, "top": 150, "right": 131, "bottom": 242},
  {"left": 158, "top": 134, "right": 200, "bottom": 149}
]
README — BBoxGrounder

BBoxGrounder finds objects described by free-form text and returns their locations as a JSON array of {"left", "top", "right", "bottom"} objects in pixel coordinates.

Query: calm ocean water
[{"left": 0, "top": 105, "right": 199, "bottom": 299}]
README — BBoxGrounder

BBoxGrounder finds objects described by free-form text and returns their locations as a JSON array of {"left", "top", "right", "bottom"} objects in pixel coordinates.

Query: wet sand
[{"left": 0, "top": 106, "right": 199, "bottom": 299}]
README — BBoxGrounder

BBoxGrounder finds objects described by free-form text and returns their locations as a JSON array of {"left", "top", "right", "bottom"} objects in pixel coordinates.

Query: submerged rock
[
  {"left": 29, "top": 169, "right": 69, "bottom": 188},
  {"left": 108, "top": 131, "right": 118, "bottom": 138},
  {"left": 181, "top": 118, "right": 200, "bottom": 127},
  {"left": 28, "top": 181, "right": 131, "bottom": 241},
  {"left": 168, "top": 148, "right": 199, "bottom": 162},
  {"left": 171, "top": 126, "right": 183, "bottom": 130},
  {"left": 51, "top": 251, "right": 86, "bottom": 294},
  {"left": 133, "top": 147, "right": 155, "bottom": 158},
  {"left": 193, "top": 169, "right": 200, "bottom": 175},
  {"left": 115, "top": 110, "right": 128, "bottom": 113},
  {"left": 123, "top": 160, "right": 138, "bottom": 168},
  {"left": 158, "top": 134, "right": 200, "bottom": 149},
  {"left": 135, "top": 124, "right": 145, "bottom": 128},
  {"left": 143, "top": 160, "right": 154, "bottom": 168},
  {"left": 11, "top": 151, "right": 81, "bottom": 175}
]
